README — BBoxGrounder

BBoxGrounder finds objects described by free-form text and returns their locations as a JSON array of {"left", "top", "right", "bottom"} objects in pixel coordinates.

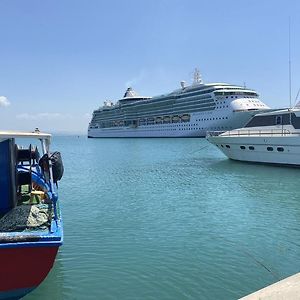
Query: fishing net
[{"left": 0, "top": 204, "right": 53, "bottom": 232}]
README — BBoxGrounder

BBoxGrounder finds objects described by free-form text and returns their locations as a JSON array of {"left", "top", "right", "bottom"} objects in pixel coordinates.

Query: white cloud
[
  {"left": 16, "top": 112, "right": 72, "bottom": 120},
  {"left": 0, "top": 96, "right": 10, "bottom": 107}
]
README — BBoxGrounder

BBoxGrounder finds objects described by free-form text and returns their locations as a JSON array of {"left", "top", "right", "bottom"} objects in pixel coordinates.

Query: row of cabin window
[
  {"left": 220, "top": 144, "right": 284, "bottom": 152},
  {"left": 196, "top": 116, "right": 229, "bottom": 121},
  {"left": 240, "top": 145, "right": 284, "bottom": 152}
]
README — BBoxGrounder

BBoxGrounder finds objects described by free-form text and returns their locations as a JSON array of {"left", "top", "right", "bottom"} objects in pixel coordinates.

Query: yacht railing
[
  {"left": 206, "top": 129, "right": 299, "bottom": 137},
  {"left": 206, "top": 131, "right": 226, "bottom": 137}
]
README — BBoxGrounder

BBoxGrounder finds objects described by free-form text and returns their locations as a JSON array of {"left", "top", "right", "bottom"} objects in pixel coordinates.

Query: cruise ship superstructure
[{"left": 88, "top": 70, "right": 270, "bottom": 138}]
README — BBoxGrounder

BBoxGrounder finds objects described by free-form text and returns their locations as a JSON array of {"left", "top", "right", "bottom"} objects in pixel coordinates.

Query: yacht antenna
[{"left": 289, "top": 17, "right": 292, "bottom": 110}]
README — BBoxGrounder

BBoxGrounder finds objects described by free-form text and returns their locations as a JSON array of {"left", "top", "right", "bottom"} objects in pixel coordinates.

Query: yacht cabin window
[
  {"left": 276, "top": 116, "right": 282, "bottom": 125},
  {"left": 245, "top": 113, "right": 290, "bottom": 128}
]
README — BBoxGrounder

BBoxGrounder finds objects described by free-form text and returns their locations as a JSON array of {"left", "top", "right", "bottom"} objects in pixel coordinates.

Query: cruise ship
[{"left": 88, "top": 70, "right": 270, "bottom": 138}]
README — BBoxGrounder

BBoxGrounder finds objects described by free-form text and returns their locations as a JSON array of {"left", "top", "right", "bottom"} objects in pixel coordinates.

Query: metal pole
[{"left": 289, "top": 18, "right": 292, "bottom": 124}]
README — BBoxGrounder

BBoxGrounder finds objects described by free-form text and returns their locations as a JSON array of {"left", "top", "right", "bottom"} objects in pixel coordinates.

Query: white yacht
[
  {"left": 88, "top": 70, "right": 270, "bottom": 138},
  {"left": 207, "top": 107, "right": 300, "bottom": 166}
]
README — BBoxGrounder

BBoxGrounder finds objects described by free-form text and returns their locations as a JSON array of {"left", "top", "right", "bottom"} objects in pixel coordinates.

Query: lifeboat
[
  {"left": 147, "top": 118, "right": 154, "bottom": 124},
  {"left": 181, "top": 114, "right": 190, "bottom": 122},
  {"left": 163, "top": 116, "right": 171, "bottom": 123},
  {"left": 172, "top": 115, "right": 180, "bottom": 123},
  {"left": 155, "top": 117, "right": 163, "bottom": 124}
]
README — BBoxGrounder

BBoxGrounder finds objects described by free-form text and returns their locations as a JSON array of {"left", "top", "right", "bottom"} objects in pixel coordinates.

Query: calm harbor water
[{"left": 26, "top": 136, "right": 300, "bottom": 300}]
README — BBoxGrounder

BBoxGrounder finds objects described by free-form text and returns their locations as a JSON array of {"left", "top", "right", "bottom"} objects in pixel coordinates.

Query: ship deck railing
[{"left": 206, "top": 129, "right": 300, "bottom": 138}]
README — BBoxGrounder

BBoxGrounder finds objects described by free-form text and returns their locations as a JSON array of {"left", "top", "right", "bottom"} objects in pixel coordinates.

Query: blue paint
[
  {"left": 0, "top": 218, "right": 63, "bottom": 249},
  {"left": 0, "top": 286, "right": 35, "bottom": 299},
  {"left": 0, "top": 139, "right": 14, "bottom": 214}
]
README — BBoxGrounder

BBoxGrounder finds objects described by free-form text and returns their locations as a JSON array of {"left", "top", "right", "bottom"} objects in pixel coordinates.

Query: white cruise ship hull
[
  {"left": 88, "top": 76, "right": 270, "bottom": 138},
  {"left": 207, "top": 134, "right": 300, "bottom": 166},
  {"left": 88, "top": 110, "right": 258, "bottom": 138}
]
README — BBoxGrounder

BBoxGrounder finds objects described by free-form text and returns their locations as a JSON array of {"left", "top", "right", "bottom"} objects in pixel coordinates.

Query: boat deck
[{"left": 0, "top": 188, "right": 62, "bottom": 246}]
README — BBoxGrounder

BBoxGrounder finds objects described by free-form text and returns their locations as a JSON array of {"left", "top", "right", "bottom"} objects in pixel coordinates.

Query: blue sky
[{"left": 0, "top": 0, "right": 299, "bottom": 133}]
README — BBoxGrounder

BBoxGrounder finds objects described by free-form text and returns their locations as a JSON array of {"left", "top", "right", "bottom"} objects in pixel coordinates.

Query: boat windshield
[{"left": 245, "top": 112, "right": 300, "bottom": 128}]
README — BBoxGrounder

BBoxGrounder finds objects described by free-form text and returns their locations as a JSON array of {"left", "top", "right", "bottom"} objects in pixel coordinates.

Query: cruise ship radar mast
[{"left": 193, "top": 68, "right": 203, "bottom": 85}]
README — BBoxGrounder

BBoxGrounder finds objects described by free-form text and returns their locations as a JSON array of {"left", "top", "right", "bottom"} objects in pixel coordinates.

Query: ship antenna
[
  {"left": 289, "top": 17, "right": 292, "bottom": 110},
  {"left": 193, "top": 68, "right": 203, "bottom": 85},
  {"left": 288, "top": 17, "right": 292, "bottom": 124}
]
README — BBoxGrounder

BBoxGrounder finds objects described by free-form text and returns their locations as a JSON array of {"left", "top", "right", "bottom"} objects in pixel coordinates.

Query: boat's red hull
[{"left": 0, "top": 246, "right": 58, "bottom": 299}]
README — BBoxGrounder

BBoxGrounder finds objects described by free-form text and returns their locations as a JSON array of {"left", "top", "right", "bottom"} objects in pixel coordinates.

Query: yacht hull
[{"left": 207, "top": 135, "right": 300, "bottom": 166}]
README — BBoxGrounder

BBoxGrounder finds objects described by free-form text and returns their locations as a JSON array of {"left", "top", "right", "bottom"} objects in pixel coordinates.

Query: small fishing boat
[{"left": 0, "top": 130, "right": 63, "bottom": 299}]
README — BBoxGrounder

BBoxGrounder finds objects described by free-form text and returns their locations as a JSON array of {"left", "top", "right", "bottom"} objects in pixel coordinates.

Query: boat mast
[
  {"left": 289, "top": 18, "right": 292, "bottom": 110},
  {"left": 288, "top": 18, "right": 292, "bottom": 124}
]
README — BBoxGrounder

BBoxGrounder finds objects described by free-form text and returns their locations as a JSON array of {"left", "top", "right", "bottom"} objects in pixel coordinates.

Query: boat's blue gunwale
[
  {"left": 0, "top": 240, "right": 63, "bottom": 249},
  {"left": 0, "top": 219, "right": 63, "bottom": 248}
]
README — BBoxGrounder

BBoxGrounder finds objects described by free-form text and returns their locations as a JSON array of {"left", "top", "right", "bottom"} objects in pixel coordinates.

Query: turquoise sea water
[{"left": 25, "top": 136, "right": 300, "bottom": 300}]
